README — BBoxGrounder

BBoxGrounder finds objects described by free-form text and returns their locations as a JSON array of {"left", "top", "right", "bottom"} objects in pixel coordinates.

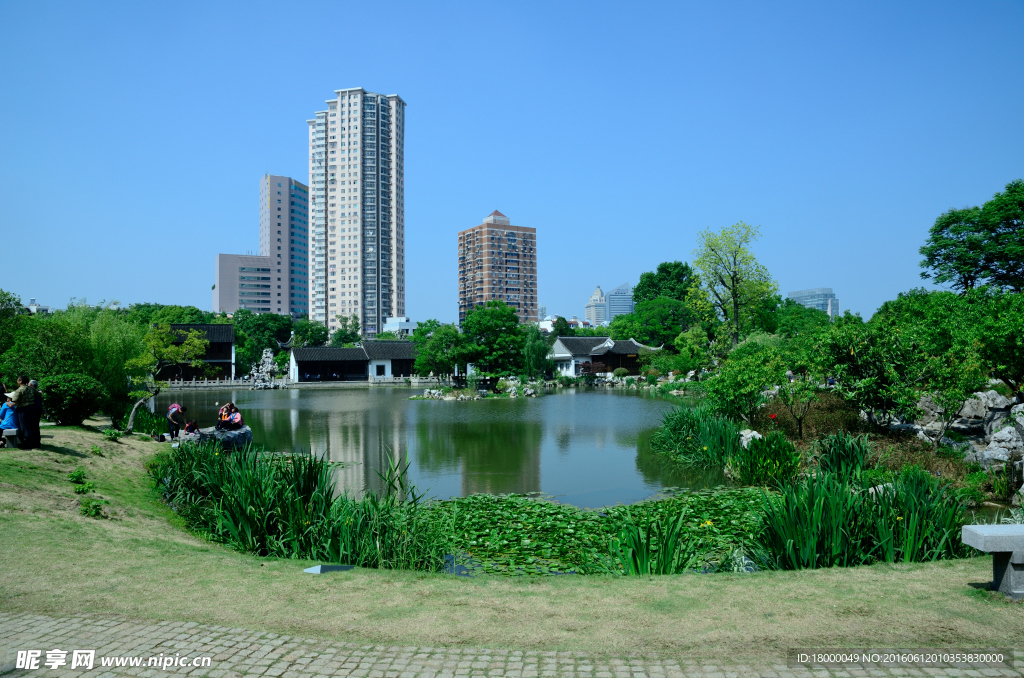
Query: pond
[{"left": 154, "top": 387, "right": 724, "bottom": 508}]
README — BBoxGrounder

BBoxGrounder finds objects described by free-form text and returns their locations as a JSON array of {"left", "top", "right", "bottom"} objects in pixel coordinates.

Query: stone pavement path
[{"left": 1, "top": 613, "right": 1020, "bottom": 678}]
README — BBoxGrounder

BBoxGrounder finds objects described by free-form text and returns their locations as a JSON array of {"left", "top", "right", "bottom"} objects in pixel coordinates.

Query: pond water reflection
[{"left": 154, "top": 387, "right": 725, "bottom": 507}]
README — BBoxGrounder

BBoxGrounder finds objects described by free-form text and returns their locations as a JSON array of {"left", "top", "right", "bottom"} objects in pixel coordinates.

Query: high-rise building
[
  {"left": 606, "top": 282, "right": 634, "bottom": 320},
  {"left": 308, "top": 87, "right": 406, "bottom": 338},
  {"left": 788, "top": 287, "right": 840, "bottom": 318},
  {"left": 259, "top": 174, "right": 310, "bottom": 319},
  {"left": 213, "top": 253, "right": 275, "bottom": 314},
  {"left": 585, "top": 286, "right": 607, "bottom": 325},
  {"left": 458, "top": 211, "right": 539, "bottom": 324}
]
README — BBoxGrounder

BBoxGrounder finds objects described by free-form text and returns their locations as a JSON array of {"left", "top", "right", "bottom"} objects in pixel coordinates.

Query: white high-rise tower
[{"left": 308, "top": 88, "right": 406, "bottom": 337}]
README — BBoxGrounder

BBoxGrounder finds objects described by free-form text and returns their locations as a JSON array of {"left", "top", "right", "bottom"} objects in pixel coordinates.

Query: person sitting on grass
[
  {"left": 166, "top": 403, "right": 187, "bottom": 441},
  {"left": 0, "top": 394, "right": 17, "bottom": 448},
  {"left": 215, "top": 404, "right": 244, "bottom": 431}
]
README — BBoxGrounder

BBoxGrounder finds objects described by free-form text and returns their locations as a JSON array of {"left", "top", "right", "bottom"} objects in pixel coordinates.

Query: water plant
[
  {"left": 759, "top": 468, "right": 968, "bottom": 570},
  {"left": 610, "top": 510, "right": 704, "bottom": 575},
  {"left": 649, "top": 404, "right": 741, "bottom": 467},
  {"left": 815, "top": 431, "right": 871, "bottom": 479},
  {"left": 727, "top": 431, "right": 801, "bottom": 487}
]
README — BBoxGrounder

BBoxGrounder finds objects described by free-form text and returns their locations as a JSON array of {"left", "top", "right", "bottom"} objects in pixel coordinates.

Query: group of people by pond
[
  {"left": 165, "top": 401, "right": 245, "bottom": 441},
  {"left": 0, "top": 376, "right": 42, "bottom": 449}
]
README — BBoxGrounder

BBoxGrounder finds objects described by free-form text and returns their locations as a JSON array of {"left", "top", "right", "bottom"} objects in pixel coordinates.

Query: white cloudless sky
[{"left": 1, "top": 1, "right": 1022, "bottom": 322}]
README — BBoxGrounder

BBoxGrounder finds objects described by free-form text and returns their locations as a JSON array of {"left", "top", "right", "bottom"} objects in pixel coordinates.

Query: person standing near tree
[
  {"left": 166, "top": 403, "right": 187, "bottom": 441},
  {"left": 10, "top": 376, "right": 39, "bottom": 449}
]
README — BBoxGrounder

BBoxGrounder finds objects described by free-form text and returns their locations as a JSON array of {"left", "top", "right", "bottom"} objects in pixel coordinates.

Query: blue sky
[{"left": 1, "top": 1, "right": 1022, "bottom": 323}]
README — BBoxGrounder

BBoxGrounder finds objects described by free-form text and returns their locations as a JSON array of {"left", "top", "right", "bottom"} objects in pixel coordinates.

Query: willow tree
[{"left": 691, "top": 222, "right": 777, "bottom": 348}]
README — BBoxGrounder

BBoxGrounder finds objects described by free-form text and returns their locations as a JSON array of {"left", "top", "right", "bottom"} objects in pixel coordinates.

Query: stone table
[{"left": 961, "top": 524, "right": 1024, "bottom": 600}]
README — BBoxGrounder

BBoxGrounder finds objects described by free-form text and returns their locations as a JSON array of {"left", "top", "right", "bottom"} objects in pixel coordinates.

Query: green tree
[
  {"left": 292, "top": 318, "right": 329, "bottom": 347},
  {"left": 411, "top": 320, "right": 462, "bottom": 383},
  {"left": 962, "top": 288, "right": 1024, "bottom": 400},
  {"left": 919, "top": 206, "right": 987, "bottom": 292},
  {"left": 550, "top": 316, "right": 573, "bottom": 339},
  {"left": 574, "top": 326, "right": 611, "bottom": 337},
  {"left": 704, "top": 341, "right": 787, "bottom": 424},
  {"left": 777, "top": 376, "right": 819, "bottom": 440},
  {"left": 232, "top": 310, "right": 292, "bottom": 375},
  {"left": 978, "top": 179, "right": 1024, "bottom": 292},
  {"left": 0, "top": 289, "right": 23, "bottom": 359},
  {"left": 691, "top": 222, "right": 778, "bottom": 347},
  {"left": 329, "top": 314, "right": 362, "bottom": 347},
  {"left": 609, "top": 297, "right": 692, "bottom": 348},
  {"left": 672, "top": 326, "right": 713, "bottom": 376},
  {"left": 460, "top": 301, "right": 524, "bottom": 376},
  {"left": 373, "top": 331, "right": 402, "bottom": 341},
  {"left": 775, "top": 298, "right": 832, "bottom": 337},
  {"left": 123, "top": 324, "right": 209, "bottom": 433},
  {"left": 0, "top": 313, "right": 93, "bottom": 383},
  {"left": 125, "top": 303, "right": 219, "bottom": 325},
  {"left": 521, "top": 324, "right": 552, "bottom": 379},
  {"left": 632, "top": 261, "right": 699, "bottom": 303}
]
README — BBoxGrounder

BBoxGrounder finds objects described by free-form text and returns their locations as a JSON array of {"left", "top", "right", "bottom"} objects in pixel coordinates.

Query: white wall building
[
  {"left": 308, "top": 88, "right": 406, "bottom": 338},
  {"left": 584, "top": 286, "right": 607, "bottom": 325}
]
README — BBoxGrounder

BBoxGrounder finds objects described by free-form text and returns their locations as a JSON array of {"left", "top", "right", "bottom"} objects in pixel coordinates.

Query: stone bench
[
  {"left": 1, "top": 428, "right": 20, "bottom": 448},
  {"left": 961, "top": 524, "right": 1024, "bottom": 600}
]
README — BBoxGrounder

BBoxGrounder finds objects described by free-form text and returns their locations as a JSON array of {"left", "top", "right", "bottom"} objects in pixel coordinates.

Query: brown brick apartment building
[{"left": 457, "top": 211, "right": 538, "bottom": 324}]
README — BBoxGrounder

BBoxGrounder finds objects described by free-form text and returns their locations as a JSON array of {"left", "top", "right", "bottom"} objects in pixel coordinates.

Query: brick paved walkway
[{"left": 0, "top": 613, "right": 1020, "bottom": 678}]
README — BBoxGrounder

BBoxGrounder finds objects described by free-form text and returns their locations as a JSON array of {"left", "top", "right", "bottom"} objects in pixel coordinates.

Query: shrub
[
  {"left": 39, "top": 373, "right": 109, "bottom": 426},
  {"left": 816, "top": 431, "right": 871, "bottom": 479},
  {"left": 89, "top": 445, "right": 104, "bottom": 456},
  {"left": 612, "top": 367, "right": 629, "bottom": 378},
  {"left": 103, "top": 428, "right": 122, "bottom": 442},
  {"left": 67, "top": 468, "right": 87, "bottom": 484},
  {"left": 73, "top": 482, "right": 95, "bottom": 494},
  {"left": 79, "top": 497, "right": 107, "bottom": 517},
  {"left": 727, "top": 431, "right": 801, "bottom": 486}
]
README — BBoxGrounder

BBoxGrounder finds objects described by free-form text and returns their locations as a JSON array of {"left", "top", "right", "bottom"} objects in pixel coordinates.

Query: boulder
[
  {"left": 509, "top": 386, "right": 518, "bottom": 398},
  {"left": 197, "top": 425, "right": 253, "bottom": 450},
  {"left": 739, "top": 429, "right": 762, "bottom": 449},
  {"left": 523, "top": 387, "right": 536, "bottom": 397},
  {"left": 980, "top": 426, "right": 1024, "bottom": 467}
]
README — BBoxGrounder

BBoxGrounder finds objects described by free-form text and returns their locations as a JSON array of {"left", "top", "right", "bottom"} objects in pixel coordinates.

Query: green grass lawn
[{"left": 0, "top": 424, "right": 1020, "bottom": 663}]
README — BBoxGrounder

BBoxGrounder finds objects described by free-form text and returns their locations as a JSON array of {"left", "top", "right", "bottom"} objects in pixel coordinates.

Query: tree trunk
[{"left": 125, "top": 387, "right": 159, "bottom": 434}]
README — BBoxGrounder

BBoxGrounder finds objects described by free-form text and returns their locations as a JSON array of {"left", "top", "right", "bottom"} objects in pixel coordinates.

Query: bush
[
  {"left": 727, "top": 431, "right": 801, "bottom": 486},
  {"left": 103, "top": 428, "right": 122, "bottom": 442},
  {"left": 39, "top": 373, "right": 109, "bottom": 426},
  {"left": 67, "top": 468, "right": 87, "bottom": 484},
  {"left": 612, "top": 367, "right": 629, "bottom": 378},
  {"left": 79, "top": 497, "right": 107, "bottom": 518},
  {"left": 73, "top": 482, "right": 95, "bottom": 494}
]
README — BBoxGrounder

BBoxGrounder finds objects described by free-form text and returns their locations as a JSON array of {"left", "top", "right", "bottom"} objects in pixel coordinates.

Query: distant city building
[
  {"left": 606, "top": 282, "right": 635, "bottom": 320},
  {"left": 214, "top": 254, "right": 276, "bottom": 314},
  {"left": 24, "top": 298, "right": 51, "bottom": 315},
  {"left": 585, "top": 286, "right": 607, "bottom": 325},
  {"left": 260, "top": 174, "right": 310, "bottom": 319},
  {"left": 457, "top": 211, "right": 539, "bottom": 324},
  {"left": 788, "top": 287, "right": 840, "bottom": 318},
  {"left": 382, "top": 316, "right": 417, "bottom": 337},
  {"left": 537, "top": 305, "right": 547, "bottom": 320},
  {"left": 308, "top": 87, "right": 406, "bottom": 337}
]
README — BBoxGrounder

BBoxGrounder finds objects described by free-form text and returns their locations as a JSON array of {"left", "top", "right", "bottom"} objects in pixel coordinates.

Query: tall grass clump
[
  {"left": 759, "top": 467, "right": 969, "bottom": 570},
  {"left": 815, "top": 431, "right": 871, "bottom": 478},
  {"left": 609, "top": 510, "right": 704, "bottom": 575},
  {"left": 148, "top": 440, "right": 453, "bottom": 571},
  {"left": 650, "top": 404, "right": 741, "bottom": 467},
  {"left": 727, "top": 431, "right": 801, "bottom": 487}
]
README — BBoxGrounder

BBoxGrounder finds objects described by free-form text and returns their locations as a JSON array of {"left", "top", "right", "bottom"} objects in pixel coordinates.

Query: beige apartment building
[
  {"left": 457, "top": 211, "right": 539, "bottom": 324},
  {"left": 308, "top": 87, "right": 406, "bottom": 337},
  {"left": 259, "top": 174, "right": 310, "bottom": 319}
]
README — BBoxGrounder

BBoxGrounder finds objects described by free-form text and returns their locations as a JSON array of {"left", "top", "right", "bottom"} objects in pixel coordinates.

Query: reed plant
[
  {"left": 148, "top": 440, "right": 452, "bottom": 571},
  {"left": 649, "top": 404, "right": 741, "bottom": 467},
  {"left": 759, "top": 467, "right": 969, "bottom": 570},
  {"left": 727, "top": 431, "right": 801, "bottom": 487},
  {"left": 815, "top": 431, "right": 871, "bottom": 479},
  {"left": 609, "top": 510, "right": 704, "bottom": 575}
]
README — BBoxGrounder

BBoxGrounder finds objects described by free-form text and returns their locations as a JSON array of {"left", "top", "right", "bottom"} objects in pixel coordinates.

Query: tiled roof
[
  {"left": 170, "top": 323, "right": 235, "bottom": 344},
  {"left": 361, "top": 341, "right": 415, "bottom": 360},
  {"left": 293, "top": 347, "right": 368, "bottom": 362},
  {"left": 554, "top": 337, "right": 608, "bottom": 356},
  {"left": 591, "top": 339, "right": 658, "bottom": 355}
]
